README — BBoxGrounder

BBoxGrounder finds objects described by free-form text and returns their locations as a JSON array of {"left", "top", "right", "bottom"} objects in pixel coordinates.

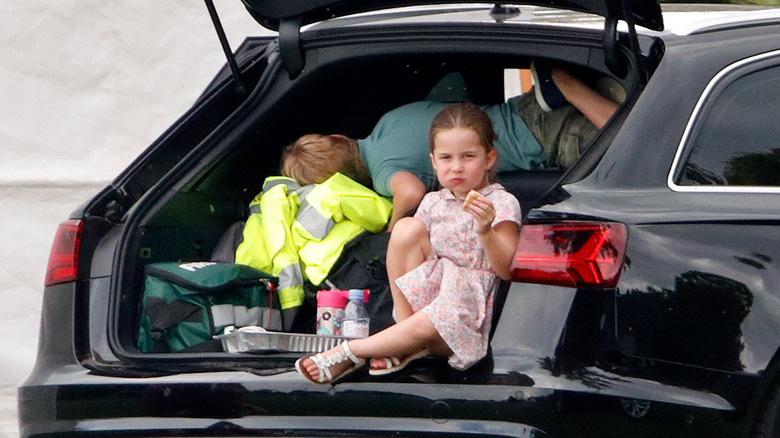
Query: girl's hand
[{"left": 465, "top": 193, "right": 495, "bottom": 234}]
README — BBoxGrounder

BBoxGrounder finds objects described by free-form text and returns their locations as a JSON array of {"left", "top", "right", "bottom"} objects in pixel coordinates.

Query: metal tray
[{"left": 215, "top": 327, "right": 350, "bottom": 353}]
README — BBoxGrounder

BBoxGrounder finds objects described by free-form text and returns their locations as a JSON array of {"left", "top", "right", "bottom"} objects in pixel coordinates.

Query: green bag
[{"left": 138, "top": 262, "right": 279, "bottom": 353}]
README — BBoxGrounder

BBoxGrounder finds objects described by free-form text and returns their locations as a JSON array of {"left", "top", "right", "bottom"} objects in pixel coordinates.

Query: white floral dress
[{"left": 395, "top": 183, "right": 522, "bottom": 369}]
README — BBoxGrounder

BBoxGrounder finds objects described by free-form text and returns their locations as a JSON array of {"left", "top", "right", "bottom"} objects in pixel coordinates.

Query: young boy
[{"left": 281, "top": 65, "right": 619, "bottom": 231}]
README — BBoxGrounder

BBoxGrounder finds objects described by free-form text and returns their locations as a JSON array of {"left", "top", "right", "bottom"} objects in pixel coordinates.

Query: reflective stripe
[
  {"left": 211, "top": 305, "right": 282, "bottom": 330},
  {"left": 276, "top": 264, "right": 305, "bottom": 310},
  {"left": 263, "top": 178, "right": 300, "bottom": 192},
  {"left": 233, "top": 306, "right": 263, "bottom": 327},
  {"left": 276, "top": 263, "right": 303, "bottom": 290},
  {"left": 249, "top": 204, "right": 262, "bottom": 215},
  {"left": 264, "top": 308, "right": 283, "bottom": 330},
  {"left": 296, "top": 201, "right": 335, "bottom": 240},
  {"left": 211, "top": 304, "right": 236, "bottom": 328},
  {"left": 295, "top": 184, "right": 315, "bottom": 200}
]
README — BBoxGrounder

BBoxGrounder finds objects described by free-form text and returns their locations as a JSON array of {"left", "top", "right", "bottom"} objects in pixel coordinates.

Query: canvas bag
[{"left": 138, "top": 261, "right": 279, "bottom": 353}]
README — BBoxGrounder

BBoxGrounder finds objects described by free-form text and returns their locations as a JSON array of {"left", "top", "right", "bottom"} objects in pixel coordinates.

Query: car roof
[{"left": 658, "top": 4, "right": 780, "bottom": 36}]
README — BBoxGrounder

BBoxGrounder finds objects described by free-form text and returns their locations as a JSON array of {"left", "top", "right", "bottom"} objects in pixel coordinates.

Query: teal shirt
[{"left": 358, "top": 101, "right": 544, "bottom": 197}]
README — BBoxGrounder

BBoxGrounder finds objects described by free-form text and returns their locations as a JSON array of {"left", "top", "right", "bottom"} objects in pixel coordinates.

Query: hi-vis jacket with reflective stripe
[{"left": 235, "top": 173, "right": 392, "bottom": 309}]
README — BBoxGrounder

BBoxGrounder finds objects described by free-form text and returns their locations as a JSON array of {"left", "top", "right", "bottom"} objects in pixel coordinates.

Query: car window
[{"left": 677, "top": 59, "right": 780, "bottom": 187}]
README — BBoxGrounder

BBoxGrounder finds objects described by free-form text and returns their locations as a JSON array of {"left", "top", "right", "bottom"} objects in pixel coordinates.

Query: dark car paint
[
  {"left": 596, "top": 25, "right": 780, "bottom": 189},
  {"left": 19, "top": 7, "right": 780, "bottom": 438},
  {"left": 542, "top": 21, "right": 780, "bottom": 393},
  {"left": 616, "top": 222, "right": 780, "bottom": 373}
]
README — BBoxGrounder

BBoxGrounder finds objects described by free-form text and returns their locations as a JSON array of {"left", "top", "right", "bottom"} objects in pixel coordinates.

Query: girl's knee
[
  {"left": 389, "top": 218, "right": 430, "bottom": 257},
  {"left": 390, "top": 217, "right": 427, "bottom": 243},
  {"left": 387, "top": 217, "right": 431, "bottom": 270}
]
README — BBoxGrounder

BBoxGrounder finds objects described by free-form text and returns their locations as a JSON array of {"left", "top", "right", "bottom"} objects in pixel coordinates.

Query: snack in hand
[{"left": 463, "top": 190, "right": 480, "bottom": 211}]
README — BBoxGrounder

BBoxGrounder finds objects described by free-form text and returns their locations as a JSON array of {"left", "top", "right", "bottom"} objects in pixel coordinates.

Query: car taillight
[
  {"left": 510, "top": 221, "right": 627, "bottom": 288},
  {"left": 44, "top": 220, "right": 83, "bottom": 287}
]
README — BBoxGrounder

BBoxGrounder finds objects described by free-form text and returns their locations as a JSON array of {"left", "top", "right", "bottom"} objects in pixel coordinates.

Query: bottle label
[
  {"left": 342, "top": 320, "right": 369, "bottom": 338},
  {"left": 316, "top": 306, "right": 345, "bottom": 336}
]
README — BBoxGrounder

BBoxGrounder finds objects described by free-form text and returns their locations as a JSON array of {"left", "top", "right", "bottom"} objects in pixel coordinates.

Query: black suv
[{"left": 19, "top": 1, "right": 780, "bottom": 437}]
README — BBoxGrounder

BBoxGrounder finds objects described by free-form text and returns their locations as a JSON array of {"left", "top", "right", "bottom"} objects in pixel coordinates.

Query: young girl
[{"left": 295, "top": 102, "right": 522, "bottom": 383}]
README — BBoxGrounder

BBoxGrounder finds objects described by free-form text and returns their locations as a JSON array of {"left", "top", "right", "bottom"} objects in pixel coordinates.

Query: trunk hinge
[
  {"left": 279, "top": 17, "right": 304, "bottom": 79},
  {"left": 603, "top": 0, "right": 648, "bottom": 82},
  {"left": 204, "top": 0, "right": 247, "bottom": 95}
]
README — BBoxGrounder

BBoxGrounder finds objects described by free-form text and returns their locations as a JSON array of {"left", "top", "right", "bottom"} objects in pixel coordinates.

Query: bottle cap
[{"left": 348, "top": 288, "right": 364, "bottom": 302}]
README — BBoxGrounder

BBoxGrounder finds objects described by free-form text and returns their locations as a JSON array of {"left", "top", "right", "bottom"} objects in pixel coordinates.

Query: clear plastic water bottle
[{"left": 341, "top": 289, "right": 370, "bottom": 338}]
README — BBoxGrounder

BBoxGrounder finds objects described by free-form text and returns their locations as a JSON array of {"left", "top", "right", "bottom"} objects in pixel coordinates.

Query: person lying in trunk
[{"left": 281, "top": 63, "right": 620, "bottom": 231}]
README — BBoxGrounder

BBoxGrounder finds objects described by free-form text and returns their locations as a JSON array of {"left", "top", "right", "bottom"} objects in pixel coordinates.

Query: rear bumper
[
  {"left": 19, "top": 362, "right": 748, "bottom": 438},
  {"left": 19, "top": 368, "right": 548, "bottom": 438}
]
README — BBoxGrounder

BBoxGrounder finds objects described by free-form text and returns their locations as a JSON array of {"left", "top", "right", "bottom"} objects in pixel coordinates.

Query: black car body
[{"left": 19, "top": 1, "right": 780, "bottom": 437}]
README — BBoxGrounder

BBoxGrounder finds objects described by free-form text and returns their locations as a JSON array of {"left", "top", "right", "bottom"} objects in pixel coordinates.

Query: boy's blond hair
[{"left": 281, "top": 134, "right": 370, "bottom": 187}]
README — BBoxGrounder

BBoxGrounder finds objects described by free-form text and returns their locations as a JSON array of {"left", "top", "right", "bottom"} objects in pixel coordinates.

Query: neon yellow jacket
[{"left": 236, "top": 173, "right": 392, "bottom": 309}]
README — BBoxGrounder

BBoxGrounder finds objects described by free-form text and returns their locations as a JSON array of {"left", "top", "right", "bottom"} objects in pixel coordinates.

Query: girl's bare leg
[
  {"left": 349, "top": 311, "right": 451, "bottom": 358},
  {"left": 385, "top": 217, "right": 431, "bottom": 321},
  {"left": 299, "top": 216, "right": 438, "bottom": 382}
]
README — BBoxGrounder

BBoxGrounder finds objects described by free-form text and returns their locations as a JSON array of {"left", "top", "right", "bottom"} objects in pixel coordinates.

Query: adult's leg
[
  {"left": 552, "top": 69, "right": 619, "bottom": 129},
  {"left": 386, "top": 216, "right": 431, "bottom": 321}
]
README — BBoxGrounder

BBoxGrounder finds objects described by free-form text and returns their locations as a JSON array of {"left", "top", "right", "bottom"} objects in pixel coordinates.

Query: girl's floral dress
[{"left": 395, "top": 183, "right": 522, "bottom": 369}]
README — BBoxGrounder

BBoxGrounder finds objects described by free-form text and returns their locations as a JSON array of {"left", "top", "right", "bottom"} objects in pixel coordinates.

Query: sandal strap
[
  {"left": 297, "top": 342, "right": 368, "bottom": 384},
  {"left": 374, "top": 356, "right": 400, "bottom": 368},
  {"left": 308, "top": 342, "right": 365, "bottom": 383},
  {"left": 310, "top": 353, "right": 333, "bottom": 383},
  {"left": 340, "top": 341, "right": 365, "bottom": 366}
]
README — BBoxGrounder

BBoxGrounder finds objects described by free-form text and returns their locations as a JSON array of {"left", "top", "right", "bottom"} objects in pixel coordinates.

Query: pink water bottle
[{"left": 316, "top": 290, "right": 348, "bottom": 336}]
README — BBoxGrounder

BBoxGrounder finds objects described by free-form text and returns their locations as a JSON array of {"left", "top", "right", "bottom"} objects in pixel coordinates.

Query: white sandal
[
  {"left": 295, "top": 341, "right": 365, "bottom": 384},
  {"left": 368, "top": 348, "right": 430, "bottom": 376}
]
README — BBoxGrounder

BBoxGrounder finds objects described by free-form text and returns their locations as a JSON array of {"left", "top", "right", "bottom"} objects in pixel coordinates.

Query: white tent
[{"left": 0, "top": 2, "right": 270, "bottom": 436}]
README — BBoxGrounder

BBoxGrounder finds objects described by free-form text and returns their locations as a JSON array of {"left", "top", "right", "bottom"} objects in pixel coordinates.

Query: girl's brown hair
[
  {"left": 280, "top": 134, "right": 370, "bottom": 186},
  {"left": 429, "top": 102, "right": 496, "bottom": 154},
  {"left": 429, "top": 102, "right": 497, "bottom": 178}
]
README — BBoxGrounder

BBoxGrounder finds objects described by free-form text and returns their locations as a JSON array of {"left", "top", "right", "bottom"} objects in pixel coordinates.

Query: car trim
[
  {"left": 241, "top": 0, "right": 663, "bottom": 32},
  {"left": 667, "top": 48, "right": 780, "bottom": 194},
  {"left": 24, "top": 415, "right": 542, "bottom": 438}
]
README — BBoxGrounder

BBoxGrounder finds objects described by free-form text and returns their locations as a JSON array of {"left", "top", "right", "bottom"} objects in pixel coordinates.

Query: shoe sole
[
  {"left": 368, "top": 349, "right": 430, "bottom": 376},
  {"left": 531, "top": 62, "right": 554, "bottom": 113}
]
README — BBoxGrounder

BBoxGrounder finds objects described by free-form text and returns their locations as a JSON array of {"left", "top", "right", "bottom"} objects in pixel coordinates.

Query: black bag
[
  {"left": 321, "top": 232, "right": 395, "bottom": 335},
  {"left": 138, "top": 262, "right": 279, "bottom": 353}
]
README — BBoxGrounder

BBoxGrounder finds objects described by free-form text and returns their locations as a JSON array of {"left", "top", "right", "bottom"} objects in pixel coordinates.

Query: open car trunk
[{"left": 100, "top": 14, "right": 660, "bottom": 374}]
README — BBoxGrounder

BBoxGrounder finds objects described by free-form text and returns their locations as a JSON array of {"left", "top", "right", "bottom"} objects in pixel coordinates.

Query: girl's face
[{"left": 430, "top": 127, "right": 497, "bottom": 198}]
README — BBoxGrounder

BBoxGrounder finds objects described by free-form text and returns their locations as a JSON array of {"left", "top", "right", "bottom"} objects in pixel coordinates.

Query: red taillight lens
[
  {"left": 510, "top": 221, "right": 627, "bottom": 288},
  {"left": 44, "top": 220, "right": 83, "bottom": 287}
]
